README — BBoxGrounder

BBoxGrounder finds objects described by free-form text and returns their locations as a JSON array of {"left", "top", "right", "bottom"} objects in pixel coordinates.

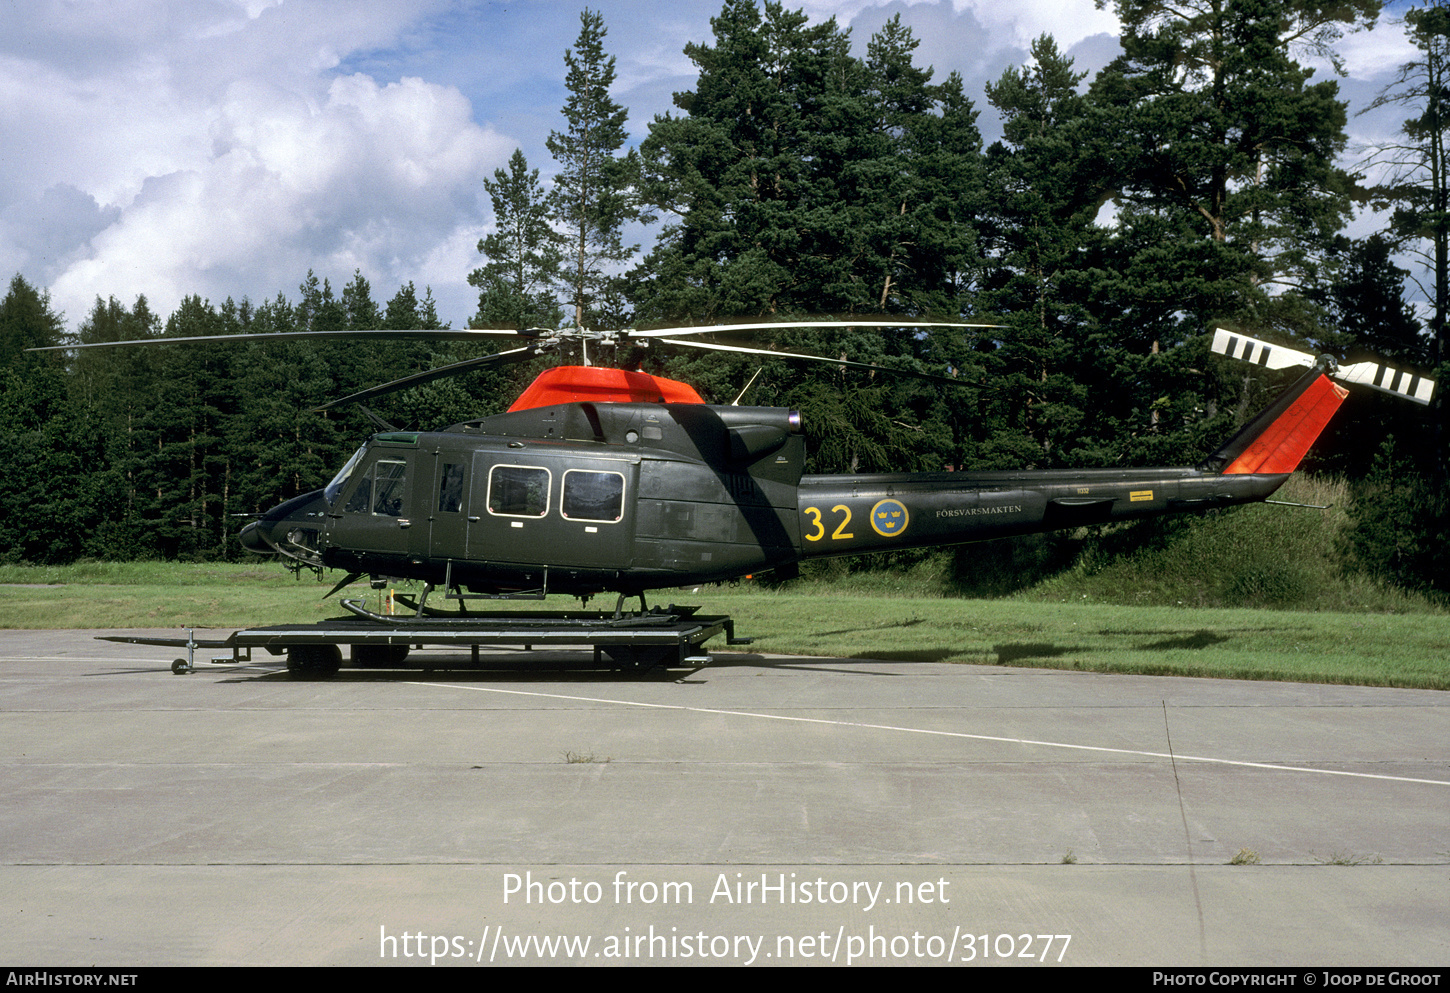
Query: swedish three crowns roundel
[{"left": 870, "top": 498, "right": 909, "bottom": 537}]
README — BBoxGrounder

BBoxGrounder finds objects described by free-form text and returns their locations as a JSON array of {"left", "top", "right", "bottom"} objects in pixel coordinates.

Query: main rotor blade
[
  {"left": 654, "top": 337, "right": 968, "bottom": 386},
  {"left": 631, "top": 318, "right": 1004, "bottom": 338},
  {"left": 27, "top": 320, "right": 1001, "bottom": 352},
  {"left": 27, "top": 328, "right": 546, "bottom": 352},
  {"left": 313, "top": 345, "right": 544, "bottom": 411}
]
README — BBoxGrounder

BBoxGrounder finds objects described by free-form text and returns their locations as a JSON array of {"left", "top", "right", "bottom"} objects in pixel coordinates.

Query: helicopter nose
[
  {"left": 237, "top": 489, "right": 327, "bottom": 568},
  {"left": 238, "top": 520, "right": 276, "bottom": 556}
]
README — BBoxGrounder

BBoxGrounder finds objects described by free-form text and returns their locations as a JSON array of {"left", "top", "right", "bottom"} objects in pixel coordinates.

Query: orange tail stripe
[{"left": 1223, "top": 373, "right": 1348, "bottom": 475}]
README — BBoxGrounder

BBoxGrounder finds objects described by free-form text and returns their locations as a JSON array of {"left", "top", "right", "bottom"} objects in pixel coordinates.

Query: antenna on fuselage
[{"left": 731, "top": 368, "right": 765, "bottom": 406}]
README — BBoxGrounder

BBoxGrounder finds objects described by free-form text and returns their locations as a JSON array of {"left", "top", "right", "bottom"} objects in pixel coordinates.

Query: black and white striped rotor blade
[
  {"left": 1213, "top": 327, "right": 1436, "bottom": 404},
  {"left": 1336, "top": 360, "right": 1435, "bottom": 405},
  {"left": 1210, "top": 328, "right": 1316, "bottom": 371}
]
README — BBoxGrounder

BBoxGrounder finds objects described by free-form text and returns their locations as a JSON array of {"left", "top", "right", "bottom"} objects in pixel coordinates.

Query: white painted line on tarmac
[{"left": 409, "top": 680, "right": 1450, "bottom": 788}]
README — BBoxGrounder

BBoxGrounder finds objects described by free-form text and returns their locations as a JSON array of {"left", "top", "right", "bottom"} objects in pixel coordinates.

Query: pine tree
[
  {"left": 470, "top": 148, "right": 564, "bottom": 329},
  {"left": 0, "top": 273, "right": 67, "bottom": 367},
  {"left": 978, "top": 35, "right": 1111, "bottom": 468},
  {"left": 342, "top": 270, "right": 381, "bottom": 330},
  {"left": 1320, "top": 235, "right": 1425, "bottom": 366},
  {"left": 634, "top": 0, "right": 860, "bottom": 319},
  {"left": 1090, "top": 0, "right": 1377, "bottom": 341},
  {"left": 388, "top": 281, "right": 500, "bottom": 429},
  {"left": 547, "top": 9, "right": 637, "bottom": 328},
  {"left": 69, "top": 296, "right": 166, "bottom": 557},
  {"left": 1299, "top": 234, "right": 1434, "bottom": 478},
  {"left": 1361, "top": 0, "right": 1450, "bottom": 482},
  {"left": 154, "top": 296, "right": 233, "bottom": 558},
  {"left": 636, "top": 4, "right": 981, "bottom": 321},
  {"left": 1081, "top": 0, "right": 1378, "bottom": 469},
  {"left": 227, "top": 291, "right": 337, "bottom": 510},
  {"left": 859, "top": 16, "right": 984, "bottom": 317},
  {"left": 0, "top": 275, "right": 83, "bottom": 562},
  {"left": 631, "top": 2, "right": 988, "bottom": 472}
]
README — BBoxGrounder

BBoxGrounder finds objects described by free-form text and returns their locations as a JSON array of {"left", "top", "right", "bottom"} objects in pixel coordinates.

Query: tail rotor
[{"left": 1211, "top": 328, "right": 1435, "bottom": 404}]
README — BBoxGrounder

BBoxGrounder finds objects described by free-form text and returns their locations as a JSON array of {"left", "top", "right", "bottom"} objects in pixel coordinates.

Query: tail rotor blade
[
  {"left": 1211, "top": 328, "right": 1436, "bottom": 405},
  {"left": 1210, "top": 328, "right": 1315, "bottom": 371},
  {"left": 1337, "top": 360, "right": 1435, "bottom": 405}
]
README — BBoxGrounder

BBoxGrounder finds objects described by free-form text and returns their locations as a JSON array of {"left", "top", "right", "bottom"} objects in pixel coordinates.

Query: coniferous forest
[{"left": 1, "top": 1, "right": 1446, "bottom": 599}]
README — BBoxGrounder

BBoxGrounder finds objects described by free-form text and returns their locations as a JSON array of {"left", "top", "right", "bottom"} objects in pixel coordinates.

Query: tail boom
[
  {"left": 789, "top": 371, "right": 1354, "bottom": 563},
  {"left": 794, "top": 467, "right": 1291, "bottom": 561}
]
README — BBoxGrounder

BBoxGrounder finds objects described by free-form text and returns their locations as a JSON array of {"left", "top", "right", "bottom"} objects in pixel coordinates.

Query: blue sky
[{"left": 0, "top": 0, "right": 1422, "bottom": 332}]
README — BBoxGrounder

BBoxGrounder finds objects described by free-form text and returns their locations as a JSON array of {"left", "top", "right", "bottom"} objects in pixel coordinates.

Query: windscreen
[{"left": 323, "top": 445, "right": 368, "bottom": 507}]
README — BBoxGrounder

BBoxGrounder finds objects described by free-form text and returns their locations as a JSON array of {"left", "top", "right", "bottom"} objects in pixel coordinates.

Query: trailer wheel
[
  {"left": 171, "top": 659, "right": 189, "bottom": 675},
  {"left": 286, "top": 644, "right": 342, "bottom": 678},
  {"left": 601, "top": 645, "right": 676, "bottom": 670},
  {"left": 351, "top": 644, "right": 410, "bottom": 668}
]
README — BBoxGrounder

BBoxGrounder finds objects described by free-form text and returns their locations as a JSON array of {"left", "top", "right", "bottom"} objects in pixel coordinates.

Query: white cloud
[
  {"left": 45, "top": 72, "right": 510, "bottom": 325},
  {"left": 951, "top": 0, "right": 1119, "bottom": 51},
  {"left": 794, "top": 0, "right": 1119, "bottom": 51},
  {"left": 1337, "top": 15, "right": 1416, "bottom": 82},
  {"left": 0, "top": 185, "right": 120, "bottom": 293},
  {"left": 0, "top": 0, "right": 511, "bottom": 328}
]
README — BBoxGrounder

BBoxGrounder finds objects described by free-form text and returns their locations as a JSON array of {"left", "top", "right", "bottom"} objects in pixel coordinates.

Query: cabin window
[
  {"left": 561, "top": 470, "right": 625, "bottom": 523},
  {"left": 487, "top": 465, "right": 550, "bottom": 518},
  {"left": 438, "top": 462, "right": 464, "bottom": 513}
]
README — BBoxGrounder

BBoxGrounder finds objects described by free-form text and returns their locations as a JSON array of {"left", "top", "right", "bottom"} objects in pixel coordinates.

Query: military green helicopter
[
  {"left": 228, "top": 322, "right": 1431, "bottom": 604},
  {"left": 36, "top": 320, "right": 1434, "bottom": 674}
]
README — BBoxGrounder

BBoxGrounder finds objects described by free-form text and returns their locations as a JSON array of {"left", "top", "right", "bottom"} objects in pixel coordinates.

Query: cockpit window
[
  {"left": 344, "top": 474, "right": 372, "bottom": 514},
  {"left": 340, "top": 458, "right": 408, "bottom": 517},
  {"left": 370, "top": 460, "right": 407, "bottom": 517},
  {"left": 324, "top": 445, "right": 368, "bottom": 507}
]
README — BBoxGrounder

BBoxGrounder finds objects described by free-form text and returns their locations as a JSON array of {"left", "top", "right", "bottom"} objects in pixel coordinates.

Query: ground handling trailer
[{"left": 101, "top": 598, "right": 750, "bottom": 678}]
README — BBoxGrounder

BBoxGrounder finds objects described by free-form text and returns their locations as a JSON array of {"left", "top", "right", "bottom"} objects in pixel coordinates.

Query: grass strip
[{"left": 2, "top": 563, "right": 1445, "bottom": 689}]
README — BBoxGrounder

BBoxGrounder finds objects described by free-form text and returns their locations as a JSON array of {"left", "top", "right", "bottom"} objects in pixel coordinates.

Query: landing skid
[{"left": 388, "top": 578, "right": 649, "bottom": 619}]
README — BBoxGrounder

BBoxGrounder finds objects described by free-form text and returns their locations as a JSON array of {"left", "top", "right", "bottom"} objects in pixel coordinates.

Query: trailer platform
[{"left": 99, "top": 602, "right": 750, "bottom": 677}]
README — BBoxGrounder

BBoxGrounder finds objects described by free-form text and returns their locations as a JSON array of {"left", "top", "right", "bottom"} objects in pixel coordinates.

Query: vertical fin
[{"left": 1219, "top": 373, "right": 1349, "bottom": 475}]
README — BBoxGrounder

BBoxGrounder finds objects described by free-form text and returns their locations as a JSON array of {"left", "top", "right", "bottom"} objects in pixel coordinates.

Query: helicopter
[
  {"left": 216, "top": 321, "right": 1433, "bottom": 613},
  {"left": 37, "top": 320, "right": 1435, "bottom": 623}
]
